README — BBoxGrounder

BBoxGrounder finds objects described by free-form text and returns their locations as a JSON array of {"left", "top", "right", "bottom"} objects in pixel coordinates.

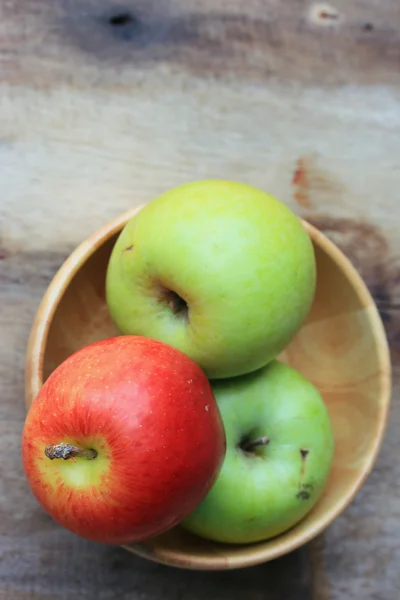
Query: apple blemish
[
  {"left": 300, "top": 448, "right": 310, "bottom": 460},
  {"left": 300, "top": 448, "right": 310, "bottom": 477},
  {"left": 296, "top": 483, "right": 314, "bottom": 501}
]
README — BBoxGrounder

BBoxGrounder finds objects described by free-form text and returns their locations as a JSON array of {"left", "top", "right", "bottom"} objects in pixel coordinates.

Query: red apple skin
[{"left": 22, "top": 336, "right": 226, "bottom": 545}]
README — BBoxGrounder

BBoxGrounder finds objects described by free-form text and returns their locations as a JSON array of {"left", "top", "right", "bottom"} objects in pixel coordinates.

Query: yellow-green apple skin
[
  {"left": 105, "top": 180, "right": 316, "bottom": 379},
  {"left": 181, "top": 360, "right": 334, "bottom": 544}
]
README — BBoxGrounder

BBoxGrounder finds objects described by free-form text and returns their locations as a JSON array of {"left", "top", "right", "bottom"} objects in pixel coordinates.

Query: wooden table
[{"left": 1, "top": 1, "right": 399, "bottom": 598}]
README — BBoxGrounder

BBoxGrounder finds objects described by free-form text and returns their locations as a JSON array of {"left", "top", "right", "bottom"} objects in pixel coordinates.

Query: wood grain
[
  {"left": 1, "top": 0, "right": 400, "bottom": 87},
  {"left": 1, "top": 0, "right": 400, "bottom": 597}
]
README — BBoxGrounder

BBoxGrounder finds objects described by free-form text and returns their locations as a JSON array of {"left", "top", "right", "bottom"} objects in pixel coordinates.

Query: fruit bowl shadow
[{"left": 25, "top": 206, "right": 391, "bottom": 571}]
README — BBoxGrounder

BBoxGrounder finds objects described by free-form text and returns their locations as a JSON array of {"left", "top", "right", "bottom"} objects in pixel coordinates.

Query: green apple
[
  {"left": 181, "top": 360, "right": 334, "bottom": 544},
  {"left": 105, "top": 180, "right": 316, "bottom": 379}
]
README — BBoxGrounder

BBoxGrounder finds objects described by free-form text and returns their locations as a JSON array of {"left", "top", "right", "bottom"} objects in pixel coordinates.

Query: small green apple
[
  {"left": 181, "top": 360, "right": 334, "bottom": 544},
  {"left": 105, "top": 180, "right": 316, "bottom": 379}
]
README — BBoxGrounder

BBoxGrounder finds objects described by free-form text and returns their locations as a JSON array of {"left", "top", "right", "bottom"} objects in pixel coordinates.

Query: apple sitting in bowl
[
  {"left": 105, "top": 179, "right": 316, "bottom": 379},
  {"left": 181, "top": 360, "right": 334, "bottom": 544},
  {"left": 21, "top": 336, "right": 226, "bottom": 545}
]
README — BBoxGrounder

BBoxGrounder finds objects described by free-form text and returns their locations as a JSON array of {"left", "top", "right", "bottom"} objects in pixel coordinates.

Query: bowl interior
[{"left": 26, "top": 215, "right": 390, "bottom": 570}]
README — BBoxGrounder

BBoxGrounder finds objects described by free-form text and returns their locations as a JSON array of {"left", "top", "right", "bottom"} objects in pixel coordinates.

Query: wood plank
[
  {"left": 1, "top": 0, "right": 399, "bottom": 598},
  {"left": 1, "top": 0, "right": 399, "bottom": 87}
]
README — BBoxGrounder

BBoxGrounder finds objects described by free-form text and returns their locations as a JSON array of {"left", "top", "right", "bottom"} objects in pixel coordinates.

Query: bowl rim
[{"left": 24, "top": 207, "right": 392, "bottom": 570}]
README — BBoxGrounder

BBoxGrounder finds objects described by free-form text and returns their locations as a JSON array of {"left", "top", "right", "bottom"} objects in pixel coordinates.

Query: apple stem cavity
[
  {"left": 163, "top": 290, "right": 189, "bottom": 320},
  {"left": 241, "top": 436, "right": 270, "bottom": 453},
  {"left": 44, "top": 443, "right": 98, "bottom": 461}
]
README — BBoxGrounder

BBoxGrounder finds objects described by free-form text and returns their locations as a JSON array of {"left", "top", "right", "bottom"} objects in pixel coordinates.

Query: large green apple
[
  {"left": 106, "top": 180, "right": 316, "bottom": 379},
  {"left": 181, "top": 360, "right": 334, "bottom": 544}
]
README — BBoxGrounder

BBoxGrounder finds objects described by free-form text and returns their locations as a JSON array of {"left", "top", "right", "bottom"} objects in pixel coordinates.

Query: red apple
[{"left": 22, "top": 336, "right": 226, "bottom": 545}]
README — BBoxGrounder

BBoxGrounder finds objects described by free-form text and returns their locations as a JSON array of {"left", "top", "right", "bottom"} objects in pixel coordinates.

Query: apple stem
[
  {"left": 44, "top": 443, "right": 98, "bottom": 461},
  {"left": 242, "top": 436, "right": 270, "bottom": 452}
]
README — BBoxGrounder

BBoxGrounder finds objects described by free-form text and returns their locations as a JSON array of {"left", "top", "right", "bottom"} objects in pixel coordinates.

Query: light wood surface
[{"left": 1, "top": 0, "right": 400, "bottom": 597}]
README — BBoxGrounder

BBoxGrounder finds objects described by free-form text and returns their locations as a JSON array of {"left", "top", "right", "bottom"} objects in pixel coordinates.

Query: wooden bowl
[{"left": 25, "top": 206, "right": 391, "bottom": 570}]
